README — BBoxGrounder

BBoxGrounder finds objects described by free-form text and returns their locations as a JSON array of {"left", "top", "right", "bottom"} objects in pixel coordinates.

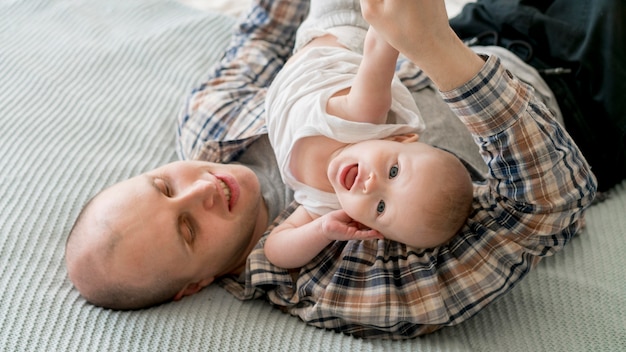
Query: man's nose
[{"left": 178, "top": 179, "right": 216, "bottom": 211}]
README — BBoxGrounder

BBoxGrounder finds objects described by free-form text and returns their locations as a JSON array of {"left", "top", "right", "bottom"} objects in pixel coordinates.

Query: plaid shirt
[{"left": 178, "top": 1, "right": 597, "bottom": 339}]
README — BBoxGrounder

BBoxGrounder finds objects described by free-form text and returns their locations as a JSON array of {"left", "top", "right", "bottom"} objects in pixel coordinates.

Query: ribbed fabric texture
[{"left": 0, "top": 0, "right": 624, "bottom": 351}]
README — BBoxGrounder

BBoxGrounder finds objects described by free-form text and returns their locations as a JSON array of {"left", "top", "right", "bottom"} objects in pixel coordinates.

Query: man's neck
[
  {"left": 230, "top": 197, "right": 269, "bottom": 276},
  {"left": 252, "top": 197, "right": 270, "bottom": 246}
]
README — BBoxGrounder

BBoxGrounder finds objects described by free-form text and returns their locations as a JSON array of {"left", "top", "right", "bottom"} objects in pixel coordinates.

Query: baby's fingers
[{"left": 356, "top": 229, "right": 385, "bottom": 241}]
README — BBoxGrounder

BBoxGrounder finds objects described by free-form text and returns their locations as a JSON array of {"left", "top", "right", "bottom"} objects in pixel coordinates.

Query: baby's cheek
[{"left": 338, "top": 194, "right": 370, "bottom": 225}]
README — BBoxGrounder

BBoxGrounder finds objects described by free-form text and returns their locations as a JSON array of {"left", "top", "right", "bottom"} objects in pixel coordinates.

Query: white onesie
[{"left": 266, "top": 46, "right": 425, "bottom": 215}]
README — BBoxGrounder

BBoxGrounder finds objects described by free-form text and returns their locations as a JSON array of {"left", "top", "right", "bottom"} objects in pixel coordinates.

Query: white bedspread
[{"left": 0, "top": 0, "right": 624, "bottom": 351}]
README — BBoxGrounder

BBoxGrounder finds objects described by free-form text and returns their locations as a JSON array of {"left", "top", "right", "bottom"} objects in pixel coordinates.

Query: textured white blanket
[{"left": 0, "top": 0, "right": 624, "bottom": 351}]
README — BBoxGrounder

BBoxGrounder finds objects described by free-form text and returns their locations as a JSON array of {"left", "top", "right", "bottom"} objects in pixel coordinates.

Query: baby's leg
[{"left": 294, "top": 0, "right": 369, "bottom": 54}]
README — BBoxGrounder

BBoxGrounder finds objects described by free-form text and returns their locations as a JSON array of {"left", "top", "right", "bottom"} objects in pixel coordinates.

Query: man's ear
[
  {"left": 384, "top": 133, "right": 419, "bottom": 143},
  {"left": 173, "top": 277, "right": 214, "bottom": 301}
]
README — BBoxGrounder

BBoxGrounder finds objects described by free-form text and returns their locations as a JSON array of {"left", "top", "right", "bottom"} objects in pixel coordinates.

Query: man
[
  {"left": 66, "top": 0, "right": 307, "bottom": 310},
  {"left": 66, "top": 0, "right": 597, "bottom": 338}
]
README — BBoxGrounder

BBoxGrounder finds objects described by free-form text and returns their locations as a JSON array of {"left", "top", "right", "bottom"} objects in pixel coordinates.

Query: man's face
[
  {"left": 327, "top": 137, "right": 450, "bottom": 239},
  {"left": 86, "top": 160, "right": 266, "bottom": 298}
]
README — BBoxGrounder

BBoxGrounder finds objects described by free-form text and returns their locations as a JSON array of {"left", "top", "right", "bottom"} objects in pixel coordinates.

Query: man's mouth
[
  {"left": 218, "top": 179, "right": 231, "bottom": 203},
  {"left": 340, "top": 164, "right": 358, "bottom": 191},
  {"left": 215, "top": 175, "right": 239, "bottom": 211}
]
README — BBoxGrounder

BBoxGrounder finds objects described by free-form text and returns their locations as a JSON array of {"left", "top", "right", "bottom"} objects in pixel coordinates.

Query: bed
[{"left": 1, "top": 0, "right": 625, "bottom": 351}]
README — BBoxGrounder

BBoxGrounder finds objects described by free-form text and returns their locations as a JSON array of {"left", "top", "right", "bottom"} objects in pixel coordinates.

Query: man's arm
[
  {"left": 327, "top": 27, "right": 399, "bottom": 124},
  {"left": 177, "top": 0, "right": 310, "bottom": 163},
  {"left": 361, "top": 0, "right": 484, "bottom": 92}
]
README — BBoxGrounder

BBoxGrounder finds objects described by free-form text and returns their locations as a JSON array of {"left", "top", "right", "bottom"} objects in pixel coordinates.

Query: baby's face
[{"left": 327, "top": 136, "right": 453, "bottom": 242}]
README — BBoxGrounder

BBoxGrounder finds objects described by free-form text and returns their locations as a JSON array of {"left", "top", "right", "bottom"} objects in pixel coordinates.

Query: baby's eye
[
  {"left": 389, "top": 165, "right": 399, "bottom": 179},
  {"left": 376, "top": 200, "right": 386, "bottom": 215}
]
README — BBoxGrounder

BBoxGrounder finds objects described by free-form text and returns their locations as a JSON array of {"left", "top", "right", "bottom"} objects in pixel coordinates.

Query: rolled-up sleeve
[{"left": 176, "top": 1, "right": 309, "bottom": 163}]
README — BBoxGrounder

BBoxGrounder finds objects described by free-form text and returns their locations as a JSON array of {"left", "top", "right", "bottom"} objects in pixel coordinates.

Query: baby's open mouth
[{"left": 341, "top": 164, "right": 358, "bottom": 191}]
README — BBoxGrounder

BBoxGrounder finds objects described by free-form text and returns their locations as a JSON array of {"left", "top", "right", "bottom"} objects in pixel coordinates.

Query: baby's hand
[{"left": 320, "top": 209, "right": 384, "bottom": 241}]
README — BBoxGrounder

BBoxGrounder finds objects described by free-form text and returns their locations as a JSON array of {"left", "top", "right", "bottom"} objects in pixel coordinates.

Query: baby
[{"left": 264, "top": 0, "right": 473, "bottom": 269}]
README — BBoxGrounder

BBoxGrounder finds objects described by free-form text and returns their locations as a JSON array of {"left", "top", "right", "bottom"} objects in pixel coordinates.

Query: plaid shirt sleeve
[
  {"left": 176, "top": 0, "right": 309, "bottom": 163},
  {"left": 220, "top": 55, "right": 597, "bottom": 339}
]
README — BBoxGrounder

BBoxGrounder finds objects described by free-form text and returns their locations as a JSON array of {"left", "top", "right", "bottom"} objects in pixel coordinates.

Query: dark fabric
[{"left": 449, "top": 0, "right": 626, "bottom": 192}]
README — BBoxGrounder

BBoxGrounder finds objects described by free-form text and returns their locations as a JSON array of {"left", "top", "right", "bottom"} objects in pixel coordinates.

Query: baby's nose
[{"left": 363, "top": 173, "right": 377, "bottom": 193}]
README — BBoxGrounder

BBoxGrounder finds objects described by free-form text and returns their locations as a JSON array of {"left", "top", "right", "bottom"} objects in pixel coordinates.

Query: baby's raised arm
[{"left": 326, "top": 26, "right": 399, "bottom": 124}]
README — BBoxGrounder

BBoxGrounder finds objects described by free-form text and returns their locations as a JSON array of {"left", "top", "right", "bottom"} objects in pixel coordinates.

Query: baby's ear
[{"left": 385, "top": 133, "right": 419, "bottom": 143}]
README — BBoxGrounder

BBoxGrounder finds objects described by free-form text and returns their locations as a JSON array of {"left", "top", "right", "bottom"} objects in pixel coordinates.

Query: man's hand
[
  {"left": 360, "top": 0, "right": 484, "bottom": 91},
  {"left": 319, "top": 209, "right": 384, "bottom": 241},
  {"left": 360, "top": 0, "right": 450, "bottom": 62}
]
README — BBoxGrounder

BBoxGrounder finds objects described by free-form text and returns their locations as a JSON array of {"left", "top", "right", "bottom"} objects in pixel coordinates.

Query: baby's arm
[
  {"left": 265, "top": 206, "right": 383, "bottom": 269},
  {"left": 326, "top": 26, "right": 398, "bottom": 124}
]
